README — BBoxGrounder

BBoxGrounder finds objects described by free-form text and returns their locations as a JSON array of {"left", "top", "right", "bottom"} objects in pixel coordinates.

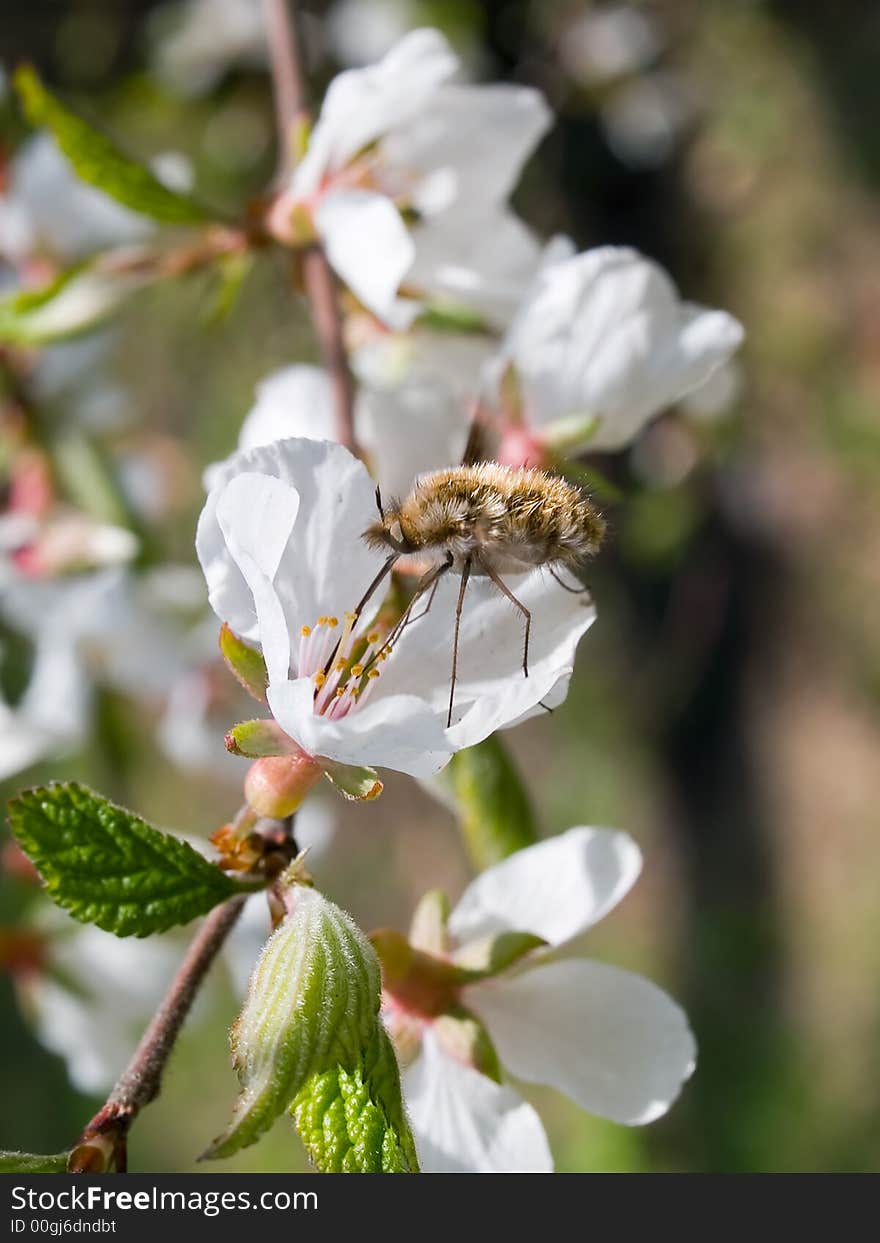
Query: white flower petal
[
  {"left": 238, "top": 365, "right": 337, "bottom": 451},
  {"left": 268, "top": 678, "right": 452, "bottom": 777},
  {"left": 469, "top": 959, "right": 696, "bottom": 1125},
  {"left": 449, "top": 826, "right": 643, "bottom": 948},
  {"left": 384, "top": 84, "right": 551, "bottom": 215},
  {"left": 216, "top": 473, "right": 300, "bottom": 684},
  {"left": 294, "top": 27, "right": 458, "bottom": 190},
  {"left": 373, "top": 569, "right": 596, "bottom": 743},
  {"left": 316, "top": 189, "right": 415, "bottom": 322},
  {"left": 197, "top": 438, "right": 387, "bottom": 646},
  {"left": 358, "top": 379, "right": 471, "bottom": 498},
  {"left": 504, "top": 246, "right": 744, "bottom": 451},
  {"left": 402, "top": 1030, "right": 553, "bottom": 1172}
]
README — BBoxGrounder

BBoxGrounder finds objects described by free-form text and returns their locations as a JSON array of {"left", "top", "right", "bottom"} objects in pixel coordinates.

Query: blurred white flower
[
  {"left": 0, "top": 135, "right": 154, "bottom": 266},
  {"left": 600, "top": 73, "right": 693, "bottom": 170},
  {"left": 559, "top": 4, "right": 660, "bottom": 87},
  {"left": 205, "top": 362, "right": 470, "bottom": 500},
  {"left": 382, "top": 827, "right": 696, "bottom": 1172},
  {"left": 496, "top": 244, "right": 744, "bottom": 456},
  {"left": 679, "top": 358, "right": 743, "bottom": 421},
  {"left": 152, "top": 0, "right": 268, "bottom": 97},
  {"left": 270, "top": 28, "right": 549, "bottom": 326},
  {"left": 197, "top": 437, "right": 595, "bottom": 778},
  {"left": 325, "top": 0, "right": 416, "bottom": 67}
]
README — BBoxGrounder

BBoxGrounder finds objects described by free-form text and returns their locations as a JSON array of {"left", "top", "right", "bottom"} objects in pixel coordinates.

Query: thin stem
[
  {"left": 263, "top": 0, "right": 360, "bottom": 454},
  {"left": 71, "top": 895, "right": 247, "bottom": 1171}
]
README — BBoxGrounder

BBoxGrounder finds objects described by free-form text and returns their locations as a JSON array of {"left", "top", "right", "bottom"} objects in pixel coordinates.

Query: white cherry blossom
[
  {"left": 272, "top": 28, "right": 550, "bottom": 325},
  {"left": 496, "top": 244, "right": 744, "bottom": 456},
  {"left": 388, "top": 827, "right": 696, "bottom": 1172},
  {"left": 197, "top": 437, "right": 596, "bottom": 779}
]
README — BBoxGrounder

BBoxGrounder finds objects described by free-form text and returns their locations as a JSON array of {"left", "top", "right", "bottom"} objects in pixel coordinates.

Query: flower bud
[{"left": 244, "top": 753, "right": 322, "bottom": 818}]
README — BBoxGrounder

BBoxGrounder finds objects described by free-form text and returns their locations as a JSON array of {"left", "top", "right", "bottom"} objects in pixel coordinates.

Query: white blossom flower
[
  {"left": 0, "top": 135, "right": 154, "bottom": 266},
  {"left": 205, "top": 362, "right": 471, "bottom": 501},
  {"left": 272, "top": 28, "right": 550, "bottom": 325},
  {"left": 197, "top": 437, "right": 595, "bottom": 779},
  {"left": 151, "top": 0, "right": 268, "bottom": 97},
  {"left": 496, "top": 244, "right": 744, "bottom": 456},
  {"left": 380, "top": 827, "right": 696, "bottom": 1172}
]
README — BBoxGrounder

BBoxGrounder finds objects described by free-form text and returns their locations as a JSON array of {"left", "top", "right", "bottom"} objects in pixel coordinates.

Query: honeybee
[{"left": 360, "top": 462, "right": 606, "bottom": 726}]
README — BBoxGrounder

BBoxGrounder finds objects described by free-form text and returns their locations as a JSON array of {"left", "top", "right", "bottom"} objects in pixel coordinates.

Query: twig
[
  {"left": 263, "top": 0, "right": 360, "bottom": 454},
  {"left": 70, "top": 895, "right": 247, "bottom": 1172}
]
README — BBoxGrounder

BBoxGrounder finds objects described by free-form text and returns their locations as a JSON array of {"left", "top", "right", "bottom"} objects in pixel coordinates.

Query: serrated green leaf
[
  {"left": 0, "top": 263, "right": 146, "bottom": 345},
  {"left": 14, "top": 66, "right": 208, "bottom": 225},
  {"left": 205, "top": 886, "right": 417, "bottom": 1171},
  {"left": 291, "top": 1025, "right": 417, "bottom": 1173},
  {"left": 219, "top": 623, "right": 268, "bottom": 703},
  {"left": 0, "top": 1150, "right": 70, "bottom": 1173},
  {"left": 446, "top": 735, "right": 538, "bottom": 870},
  {"left": 7, "top": 783, "right": 242, "bottom": 936},
  {"left": 322, "top": 760, "right": 383, "bottom": 802}
]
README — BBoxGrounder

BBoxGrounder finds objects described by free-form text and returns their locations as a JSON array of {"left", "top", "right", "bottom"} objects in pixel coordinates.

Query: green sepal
[
  {"left": 452, "top": 930, "right": 546, "bottom": 978},
  {"left": 445, "top": 734, "right": 538, "bottom": 870},
  {"left": 218, "top": 623, "right": 268, "bottom": 703},
  {"left": 433, "top": 1008, "right": 502, "bottom": 1083},
  {"left": 0, "top": 1150, "right": 71, "bottom": 1173},
  {"left": 14, "top": 65, "right": 209, "bottom": 224},
  {"left": 323, "top": 760, "right": 383, "bottom": 802},
  {"left": 7, "top": 783, "right": 243, "bottom": 937},
  {"left": 225, "top": 719, "right": 298, "bottom": 758}
]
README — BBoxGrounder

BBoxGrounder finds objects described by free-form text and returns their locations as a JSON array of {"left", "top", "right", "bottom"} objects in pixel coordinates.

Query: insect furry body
[
  {"left": 358, "top": 462, "right": 604, "bottom": 725},
  {"left": 364, "top": 462, "right": 605, "bottom": 574}
]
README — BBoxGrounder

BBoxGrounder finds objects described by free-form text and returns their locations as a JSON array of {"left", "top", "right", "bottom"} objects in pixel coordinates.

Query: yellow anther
[
  {"left": 335, "top": 687, "right": 346, "bottom": 698},
  {"left": 350, "top": 664, "right": 364, "bottom": 678},
  {"left": 351, "top": 688, "right": 360, "bottom": 699},
  {"left": 345, "top": 611, "right": 357, "bottom": 622},
  {"left": 379, "top": 651, "right": 389, "bottom": 662},
  {"left": 328, "top": 616, "right": 339, "bottom": 628},
  {"left": 314, "top": 671, "right": 326, "bottom": 689},
  {"left": 367, "top": 631, "right": 380, "bottom": 645},
  {"left": 367, "top": 669, "right": 380, "bottom": 680},
  {"left": 300, "top": 625, "right": 311, "bottom": 637},
  {"left": 317, "top": 616, "right": 328, "bottom": 626},
  {"left": 334, "top": 659, "right": 347, "bottom": 672}
]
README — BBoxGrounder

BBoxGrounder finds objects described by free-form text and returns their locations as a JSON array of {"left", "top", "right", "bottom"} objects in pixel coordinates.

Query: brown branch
[
  {"left": 263, "top": 0, "right": 360, "bottom": 454},
  {"left": 70, "top": 895, "right": 247, "bottom": 1172}
]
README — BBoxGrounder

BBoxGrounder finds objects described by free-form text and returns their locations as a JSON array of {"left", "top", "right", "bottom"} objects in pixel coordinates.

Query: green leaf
[
  {"left": 14, "top": 66, "right": 208, "bottom": 224},
  {"left": 205, "top": 885, "right": 417, "bottom": 1172},
  {"left": 225, "top": 719, "right": 298, "bottom": 758},
  {"left": 291, "top": 1025, "right": 417, "bottom": 1173},
  {"left": 219, "top": 623, "right": 268, "bottom": 703},
  {"left": 7, "top": 783, "right": 242, "bottom": 937},
  {"left": 445, "top": 735, "right": 538, "bottom": 870},
  {"left": 0, "top": 1150, "right": 70, "bottom": 1173},
  {"left": 0, "top": 264, "right": 146, "bottom": 345},
  {"left": 322, "top": 760, "right": 383, "bottom": 802}
]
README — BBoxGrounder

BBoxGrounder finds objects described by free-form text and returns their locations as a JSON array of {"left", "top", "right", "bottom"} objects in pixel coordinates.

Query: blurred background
[{"left": 2, "top": 0, "right": 880, "bottom": 1173}]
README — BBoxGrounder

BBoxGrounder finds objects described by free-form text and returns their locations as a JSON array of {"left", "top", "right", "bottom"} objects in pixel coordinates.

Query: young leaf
[
  {"left": 14, "top": 66, "right": 208, "bottom": 225},
  {"left": 205, "top": 885, "right": 417, "bottom": 1172},
  {"left": 446, "top": 734, "right": 538, "bottom": 870},
  {"left": 7, "top": 783, "right": 242, "bottom": 937},
  {"left": 291, "top": 1026, "right": 418, "bottom": 1173},
  {"left": 0, "top": 1150, "right": 70, "bottom": 1173}
]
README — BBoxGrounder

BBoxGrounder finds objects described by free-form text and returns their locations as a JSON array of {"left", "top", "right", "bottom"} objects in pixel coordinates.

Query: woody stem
[{"left": 263, "top": 0, "right": 360, "bottom": 455}]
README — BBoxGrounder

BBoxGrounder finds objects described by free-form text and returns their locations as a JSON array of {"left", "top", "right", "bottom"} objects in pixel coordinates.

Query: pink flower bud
[{"left": 244, "top": 752, "right": 323, "bottom": 818}]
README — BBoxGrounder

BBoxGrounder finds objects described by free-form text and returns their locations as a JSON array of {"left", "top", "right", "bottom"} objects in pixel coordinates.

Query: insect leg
[
  {"left": 448, "top": 556, "right": 472, "bottom": 728},
  {"left": 322, "top": 551, "right": 399, "bottom": 676},
  {"left": 480, "top": 559, "right": 531, "bottom": 678},
  {"left": 375, "top": 485, "right": 385, "bottom": 519},
  {"left": 366, "top": 554, "right": 453, "bottom": 670},
  {"left": 549, "top": 565, "right": 591, "bottom": 596}
]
